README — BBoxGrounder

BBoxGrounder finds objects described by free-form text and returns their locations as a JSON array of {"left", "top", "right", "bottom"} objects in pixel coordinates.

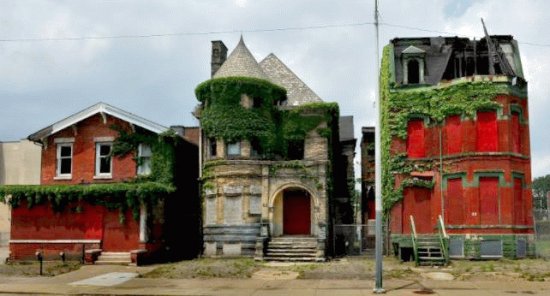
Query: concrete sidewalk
[{"left": 0, "top": 265, "right": 548, "bottom": 295}]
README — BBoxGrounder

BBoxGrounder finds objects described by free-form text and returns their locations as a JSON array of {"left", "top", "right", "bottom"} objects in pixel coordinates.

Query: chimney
[{"left": 211, "top": 41, "right": 228, "bottom": 77}]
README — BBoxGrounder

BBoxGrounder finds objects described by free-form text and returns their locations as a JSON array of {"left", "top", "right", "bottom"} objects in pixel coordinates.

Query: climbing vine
[
  {"left": 380, "top": 45, "right": 525, "bottom": 213},
  {"left": 196, "top": 76, "right": 339, "bottom": 159}
]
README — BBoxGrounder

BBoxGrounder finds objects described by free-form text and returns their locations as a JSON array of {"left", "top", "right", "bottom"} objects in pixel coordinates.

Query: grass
[
  {"left": 0, "top": 261, "right": 80, "bottom": 277},
  {"left": 144, "top": 258, "right": 261, "bottom": 279}
]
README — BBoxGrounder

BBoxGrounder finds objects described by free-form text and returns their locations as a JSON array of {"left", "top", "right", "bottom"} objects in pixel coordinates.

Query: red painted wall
[
  {"left": 407, "top": 119, "right": 425, "bottom": 158},
  {"left": 41, "top": 114, "right": 137, "bottom": 185},
  {"left": 445, "top": 115, "right": 462, "bottom": 154}
]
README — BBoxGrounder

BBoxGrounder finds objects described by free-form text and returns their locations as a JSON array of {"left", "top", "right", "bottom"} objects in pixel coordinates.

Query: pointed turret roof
[
  {"left": 259, "top": 53, "right": 322, "bottom": 106},
  {"left": 213, "top": 37, "right": 269, "bottom": 80}
]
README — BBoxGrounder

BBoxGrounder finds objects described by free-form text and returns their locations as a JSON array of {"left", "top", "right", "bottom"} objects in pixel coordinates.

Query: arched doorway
[{"left": 283, "top": 189, "right": 311, "bottom": 235}]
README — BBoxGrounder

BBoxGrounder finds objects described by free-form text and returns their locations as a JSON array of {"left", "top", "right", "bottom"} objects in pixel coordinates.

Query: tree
[{"left": 532, "top": 174, "right": 550, "bottom": 210}]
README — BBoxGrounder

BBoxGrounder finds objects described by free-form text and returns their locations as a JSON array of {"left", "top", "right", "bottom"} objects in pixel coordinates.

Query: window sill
[
  {"left": 54, "top": 175, "right": 72, "bottom": 180},
  {"left": 93, "top": 175, "right": 113, "bottom": 180}
]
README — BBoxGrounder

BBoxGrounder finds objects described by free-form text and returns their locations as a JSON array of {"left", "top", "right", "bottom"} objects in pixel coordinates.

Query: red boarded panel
[
  {"left": 11, "top": 202, "right": 103, "bottom": 240},
  {"left": 446, "top": 178, "right": 464, "bottom": 225},
  {"left": 283, "top": 191, "right": 311, "bottom": 235},
  {"left": 513, "top": 178, "right": 524, "bottom": 225},
  {"left": 476, "top": 111, "right": 498, "bottom": 152},
  {"left": 402, "top": 187, "right": 432, "bottom": 234},
  {"left": 479, "top": 177, "right": 499, "bottom": 225},
  {"left": 407, "top": 119, "right": 426, "bottom": 158},
  {"left": 102, "top": 210, "right": 140, "bottom": 251},
  {"left": 445, "top": 115, "right": 462, "bottom": 154},
  {"left": 511, "top": 112, "right": 521, "bottom": 153}
]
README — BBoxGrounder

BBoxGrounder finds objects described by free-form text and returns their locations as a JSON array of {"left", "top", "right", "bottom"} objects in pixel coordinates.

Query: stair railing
[
  {"left": 409, "top": 215, "right": 419, "bottom": 266},
  {"left": 437, "top": 215, "right": 450, "bottom": 265}
]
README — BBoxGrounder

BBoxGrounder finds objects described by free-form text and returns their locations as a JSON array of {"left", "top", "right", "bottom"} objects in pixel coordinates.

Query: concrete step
[
  {"left": 267, "top": 248, "right": 317, "bottom": 253},
  {"left": 95, "top": 252, "right": 131, "bottom": 265},
  {"left": 264, "top": 256, "right": 325, "bottom": 262}
]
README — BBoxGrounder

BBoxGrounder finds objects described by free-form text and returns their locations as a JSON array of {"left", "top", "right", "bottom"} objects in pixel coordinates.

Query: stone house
[
  {"left": 195, "top": 38, "right": 355, "bottom": 261},
  {"left": 382, "top": 36, "right": 533, "bottom": 261},
  {"left": 2, "top": 102, "right": 200, "bottom": 264}
]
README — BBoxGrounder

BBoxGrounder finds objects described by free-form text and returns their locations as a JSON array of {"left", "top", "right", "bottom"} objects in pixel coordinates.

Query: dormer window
[{"left": 402, "top": 45, "right": 426, "bottom": 85}]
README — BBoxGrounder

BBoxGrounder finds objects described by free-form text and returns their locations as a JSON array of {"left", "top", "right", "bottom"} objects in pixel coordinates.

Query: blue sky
[{"left": 0, "top": 0, "right": 549, "bottom": 178}]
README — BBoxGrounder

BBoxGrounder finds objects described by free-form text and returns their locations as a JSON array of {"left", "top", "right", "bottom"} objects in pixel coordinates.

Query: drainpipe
[{"left": 439, "top": 125, "right": 445, "bottom": 221}]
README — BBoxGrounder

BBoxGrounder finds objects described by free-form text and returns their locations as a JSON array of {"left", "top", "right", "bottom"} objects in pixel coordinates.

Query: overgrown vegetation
[
  {"left": 380, "top": 45, "right": 526, "bottom": 212},
  {"left": 0, "top": 127, "right": 179, "bottom": 221},
  {"left": 195, "top": 76, "right": 338, "bottom": 159}
]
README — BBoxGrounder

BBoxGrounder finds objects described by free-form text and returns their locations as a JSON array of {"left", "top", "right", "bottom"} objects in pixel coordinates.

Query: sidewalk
[{"left": 0, "top": 265, "right": 548, "bottom": 295}]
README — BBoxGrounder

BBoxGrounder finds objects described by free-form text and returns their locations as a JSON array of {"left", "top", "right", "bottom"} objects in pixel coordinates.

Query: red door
[
  {"left": 513, "top": 178, "right": 524, "bottom": 225},
  {"left": 446, "top": 178, "right": 464, "bottom": 225},
  {"left": 102, "top": 210, "right": 140, "bottom": 251},
  {"left": 403, "top": 187, "right": 432, "bottom": 234},
  {"left": 479, "top": 177, "right": 499, "bottom": 225},
  {"left": 283, "top": 191, "right": 311, "bottom": 235}
]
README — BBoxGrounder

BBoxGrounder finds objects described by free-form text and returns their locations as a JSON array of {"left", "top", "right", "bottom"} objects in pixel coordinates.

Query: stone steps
[
  {"left": 95, "top": 252, "right": 131, "bottom": 265},
  {"left": 265, "top": 237, "right": 322, "bottom": 262}
]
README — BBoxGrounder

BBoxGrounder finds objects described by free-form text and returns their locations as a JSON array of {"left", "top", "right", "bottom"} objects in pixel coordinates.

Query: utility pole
[{"left": 373, "top": 0, "right": 385, "bottom": 293}]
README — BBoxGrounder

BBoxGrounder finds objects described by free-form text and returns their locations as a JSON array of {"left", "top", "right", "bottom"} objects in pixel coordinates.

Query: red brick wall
[{"left": 41, "top": 114, "right": 137, "bottom": 185}]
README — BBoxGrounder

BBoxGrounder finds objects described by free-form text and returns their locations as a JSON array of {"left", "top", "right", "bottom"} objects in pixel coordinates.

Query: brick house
[
  {"left": 4, "top": 102, "right": 200, "bottom": 264},
  {"left": 381, "top": 36, "right": 534, "bottom": 261},
  {"left": 196, "top": 38, "right": 355, "bottom": 261}
]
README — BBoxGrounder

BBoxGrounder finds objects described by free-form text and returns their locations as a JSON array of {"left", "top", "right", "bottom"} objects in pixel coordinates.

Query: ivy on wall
[
  {"left": 196, "top": 76, "right": 339, "bottom": 159},
  {"left": 380, "top": 45, "right": 526, "bottom": 213},
  {"left": 0, "top": 127, "right": 180, "bottom": 221}
]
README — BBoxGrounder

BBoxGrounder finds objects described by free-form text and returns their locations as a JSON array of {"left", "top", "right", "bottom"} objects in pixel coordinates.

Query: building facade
[
  {"left": 3, "top": 103, "right": 200, "bottom": 263},
  {"left": 382, "top": 36, "right": 534, "bottom": 259},
  {"left": 196, "top": 38, "right": 354, "bottom": 261}
]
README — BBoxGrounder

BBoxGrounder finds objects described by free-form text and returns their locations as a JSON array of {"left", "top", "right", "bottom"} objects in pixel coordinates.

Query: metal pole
[{"left": 373, "top": 0, "right": 385, "bottom": 293}]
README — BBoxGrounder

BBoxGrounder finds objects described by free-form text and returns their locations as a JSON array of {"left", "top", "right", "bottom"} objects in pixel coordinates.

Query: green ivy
[
  {"left": 380, "top": 45, "right": 526, "bottom": 213},
  {"left": 196, "top": 76, "right": 339, "bottom": 159},
  {"left": 0, "top": 182, "right": 175, "bottom": 220}
]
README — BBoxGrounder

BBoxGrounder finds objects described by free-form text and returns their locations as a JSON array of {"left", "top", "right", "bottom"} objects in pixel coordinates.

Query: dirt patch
[
  {"left": 0, "top": 261, "right": 80, "bottom": 276},
  {"left": 144, "top": 258, "right": 260, "bottom": 279}
]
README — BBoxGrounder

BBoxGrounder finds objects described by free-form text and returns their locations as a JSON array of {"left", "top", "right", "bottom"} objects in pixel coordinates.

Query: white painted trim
[
  {"left": 10, "top": 239, "right": 100, "bottom": 244},
  {"left": 54, "top": 137, "right": 75, "bottom": 143},
  {"left": 94, "top": 136, "right": 115, "bottom": 142}
]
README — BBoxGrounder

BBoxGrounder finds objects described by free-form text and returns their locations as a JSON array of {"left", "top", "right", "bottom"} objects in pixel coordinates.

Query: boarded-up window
[
  {"left": 445, "top": 115, "right": 462, "bottom": 154},
  {"left": 479, "top": 177, "right": 499, "bottom": 224},
  {"left": 511, "top": 112, "right": 521, "bottom": 153},
  {"left": 446, "top": 178, "right": 464, "bottom": 225},
  {"left": 514, "top": 178, "right": 524, "bottom": 225},
  {"left": 407, "top": 119, "right": 425, "bottom": 158},
  {"left": 476, "top": 111, "right": 498, "bottom": 152}
]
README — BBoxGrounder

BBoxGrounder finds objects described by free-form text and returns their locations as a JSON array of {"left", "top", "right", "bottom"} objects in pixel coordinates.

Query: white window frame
[
  {"left": 94, "top": 142, "right": 113, "bottom": 179},
  {"left": 137, "top": 143, "right": 152, "bottom": 176},
  {"left": 55, "top": 142, "right": 73, "bottom": 179},
  {"left": 226, "top": 141, "right": 241, "bottom": 157}
]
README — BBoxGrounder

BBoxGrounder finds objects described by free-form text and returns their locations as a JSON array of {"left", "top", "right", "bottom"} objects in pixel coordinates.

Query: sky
[{"left": 0, "top": 0, "right": 549, "bottom": 178}]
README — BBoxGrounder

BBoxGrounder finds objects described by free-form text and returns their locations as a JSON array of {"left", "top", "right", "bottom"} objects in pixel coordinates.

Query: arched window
[{"left": 407, "top": 59, "right": 420, "bottom": 84}]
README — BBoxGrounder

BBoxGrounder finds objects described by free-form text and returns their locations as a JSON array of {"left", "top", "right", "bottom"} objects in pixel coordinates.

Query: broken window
[
  {"left": 407, "top": 59, "right": 420, "bottom": 84},
  {"left": 287, "top": 139, "right": 304, "bottom": 160}
]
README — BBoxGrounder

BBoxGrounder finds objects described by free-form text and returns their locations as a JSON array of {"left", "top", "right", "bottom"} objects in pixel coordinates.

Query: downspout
[{"left": 439, "top": 125, "right": 445, "bottom": 221}]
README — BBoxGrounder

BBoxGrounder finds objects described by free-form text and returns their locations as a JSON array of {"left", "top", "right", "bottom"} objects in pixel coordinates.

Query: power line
[
  {"left": 1, "top": 20, "right": 549, "bottom": 48},
  {"left": 0, "top": 22, "right": 374, "bottom": 42}
]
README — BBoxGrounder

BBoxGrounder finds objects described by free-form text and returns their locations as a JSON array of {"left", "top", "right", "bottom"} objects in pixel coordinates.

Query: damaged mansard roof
[{"left": 213, "top": 37, "right": 323, "bottom": 106}]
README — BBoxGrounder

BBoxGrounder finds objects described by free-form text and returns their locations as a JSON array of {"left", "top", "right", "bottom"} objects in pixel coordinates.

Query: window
[
  {"left": 56, "top": 143, "right": 73, "bottom": 178},
  {"left": 95, "top": 142, "right": 112, "bottom": 177},
  {"left": 250, "top": 138, "right": 262, "bottom": 157},
  {"left": 137, "top": 144, "right": 152, "bottom": 176},
  {"left": 446, "top": 178, "right": 464, "bottom": 225},
  {"left": 287, "top": 140, "right": 304, "bottom": 160},
  {"left": 445, "top": 115, "right": 462, "bottom": 154},
  {"left": 407, "top": 59, "right": 420, "bottom": 84},
  {"left": 511, "top": 111, "right": 521, "bottom": 153},
  {"left": 226, "top": 141, "right": 241, "bottom": 157},
  {"left": 209, "top": 138, "right": 217, "bottom": 157},
  {"left": 476, "top": 111, "right": 498, "bottom": 152},
  {"left": 406, "top": 119, "right": 425, "bottom": 158}
]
